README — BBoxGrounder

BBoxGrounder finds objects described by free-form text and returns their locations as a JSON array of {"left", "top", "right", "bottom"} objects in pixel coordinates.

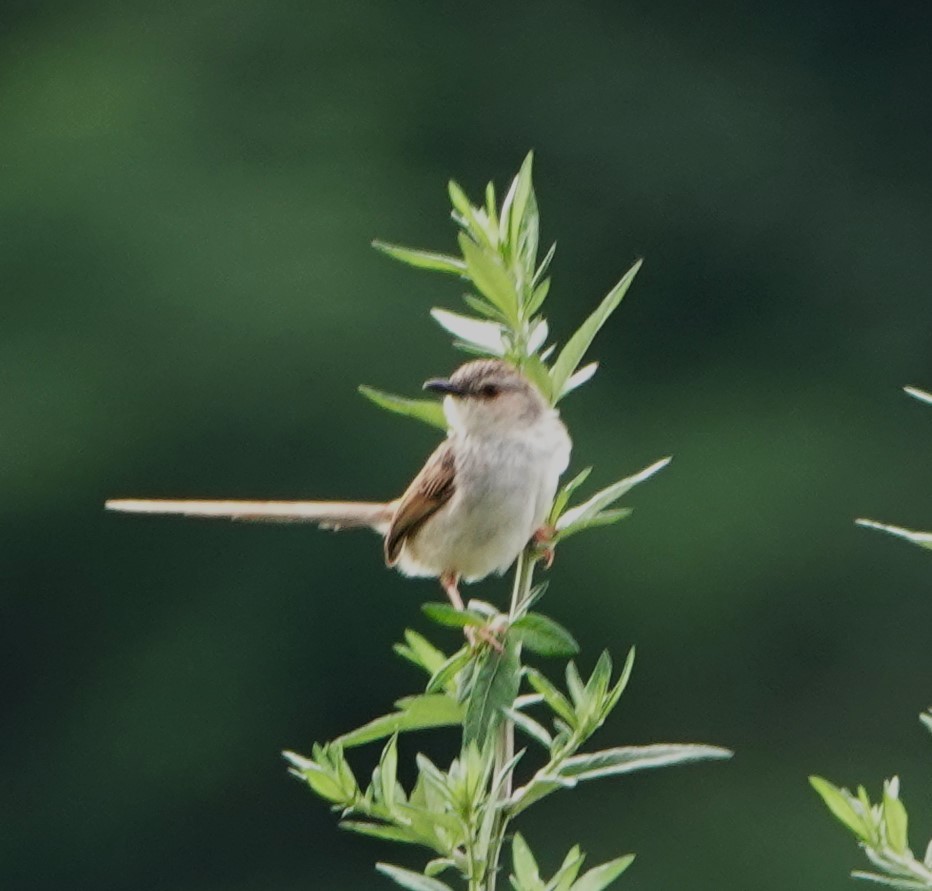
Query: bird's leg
[
  {"left": 440, "top": 571, "right": 465, "bottom": 610},
  {"left": 439, "top": 571, "right": 502, "bottom": 652},
  {"left": 532, "top": 524, "right": 557, "bottom": 569}
]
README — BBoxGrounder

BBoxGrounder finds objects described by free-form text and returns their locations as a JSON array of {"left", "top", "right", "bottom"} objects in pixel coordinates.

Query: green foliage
[
  {"left": 811, "top": 768, "right": 932, "bottom": 889},
  {"left": 813, "top": 388, "right": 931, "bottom": 888},
  {"left": 856, "top": 386, "right": 931, "bottom": 551},
  {"left": 289, "top": 157, "right": 731, "bottom": 890},
  {"left": 363, "top": 151, "right": 640, "bottom": 413}
]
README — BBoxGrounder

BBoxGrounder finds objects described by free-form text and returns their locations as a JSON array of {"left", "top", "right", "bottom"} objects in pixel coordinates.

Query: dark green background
[{"left": 3, "top": 2, "right": 930, "bottom": 889}]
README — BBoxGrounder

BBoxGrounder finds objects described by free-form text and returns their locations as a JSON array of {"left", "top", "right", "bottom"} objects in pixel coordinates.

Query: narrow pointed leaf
[
  {"left": 527, "top": 277, "right": 551, "bottom": 316},
  {"left": 556, "top": 458, "right": 670, "bottom": 531},
  {"left": 394, "top": 630, "right": 449, "bottom": 677},
  {"left": 549, "top": 846, "right": 586, "bottom": 891},
  {"left": 525, "top": 668, "right": 576, "bottom": 727},
  {"left": 359, "top": 386, "right": 447, "bottom": 431},
  {"left": 379, "top": 735, "right": 399, "bottom": 813},
  {"left": 422, "top": 602, "right": 486, "bottom": 628},
  {"left": 904, "top": 385, "right": 932, "bottom": 405},
  {"left": 521, "top": 355, "right": 554, "bottom": 403},
  {"left": 920, "top": 710, "right": 932, "bottom": 735},
  {"left": 504, "top": 707, "right": 553, "bottom": 749},
  {"left": 511, "top": 613, "right": 579, "bottom": 657},
  {"left": 850, "top": 874, "right": 929, "bottom": 890},
  {"left": 337, "top": 695, "right": 464, "bottom": 748},
  {"left": 550, "top": 259, "right": 641, "bottom": 401},
  {"left": 341, "top": 821, "right": 416, "bottom": 844},
  {"left": 373, "top": 241, "right": 467, "bottom": 276},
  {"left": 512, "top": 832, "right": 542, "bottom": 890},
  {"left": 532, "top": 242, "right": 557, "bottom": 288},
  {"left": 550, "top": 468, "right": 593, "bottom": 524},
  {"left": 426, "top": 647, "right": 472, "bottom": 694},
  {"left": 855, "top": 519, "right": 932, "bottom": 551},
  {"left": 570, "top": 855, "right": 635, "bottom": 891},
  {"left": 559, "top": 743, "right": 733, "bottom": 782},
  {"left": 882, "top": 779, "right": 909, "bottom": 855},
  {"left": 424, "top": 860, "right": 456, "bottom": 878},
  {"left": 561, "top": 362, "right": 599, "bottom": 396},
  {"left": 377, "top": 863, "right": 456, "bottom": 891},
  {"left": 554, "top": 509, "right": 632, "bottom": 542},
  {"left": 809, "top": 776, "right": 867, "bottom": 840},
  {"left": 464, "top": 639, "right": 521, "bottom": 746},
  {"left": 457, "top": 233, "right": 519, "bottom": 322},
  {"left": 431, "top": 309, "right": 506, "bottom": 355},
  {"left": 285, "top": 756, "right": 346, "bottom": 803}
]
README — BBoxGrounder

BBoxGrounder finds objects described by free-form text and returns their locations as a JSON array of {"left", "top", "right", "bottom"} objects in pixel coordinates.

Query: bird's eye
[{"left": 480, "top": 384, "right": 500, "bottom": 398}]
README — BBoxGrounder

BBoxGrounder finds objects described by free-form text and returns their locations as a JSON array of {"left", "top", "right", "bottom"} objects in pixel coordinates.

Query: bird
[{"left": 106, "top": 358, "right": 573, "bottom": 613}]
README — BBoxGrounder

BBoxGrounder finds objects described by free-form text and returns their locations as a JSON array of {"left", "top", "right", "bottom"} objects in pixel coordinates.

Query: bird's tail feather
[{"left": 105, "top": 498, "right": 395, "bottom": 532}]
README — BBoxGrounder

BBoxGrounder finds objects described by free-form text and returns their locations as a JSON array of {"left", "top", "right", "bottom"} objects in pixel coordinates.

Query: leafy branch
[
  {"left": 288, "top": 155, "right": 731, "bottom": 891},
  {"left": 812, "top": 385, "right": 931, "bottom": 889}
]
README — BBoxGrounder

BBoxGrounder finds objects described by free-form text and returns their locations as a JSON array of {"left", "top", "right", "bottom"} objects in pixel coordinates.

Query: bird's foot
[
  {"left": 465, "top": 623, "right": 504, "bottom": 653},
  {"left": 440, "top": 572, "right": 503, "bottom": 652},
  {"left": 532, "top": 524, "right": 557, "bottom": 569}
]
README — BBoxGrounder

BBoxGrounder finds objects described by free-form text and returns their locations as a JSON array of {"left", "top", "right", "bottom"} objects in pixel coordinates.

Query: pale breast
[{"left": 397, "top": 419, "right": 571, "bottom": 582}]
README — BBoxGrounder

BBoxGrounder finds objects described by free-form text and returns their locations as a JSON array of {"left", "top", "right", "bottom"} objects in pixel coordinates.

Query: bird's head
[{"left": 424, "top": 359, "right": 549, "bottom": 435}]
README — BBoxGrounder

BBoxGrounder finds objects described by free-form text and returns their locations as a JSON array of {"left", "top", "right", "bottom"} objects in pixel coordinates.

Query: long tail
[{"left": 104, "top": 498, "right": 395, "bottom": 532}]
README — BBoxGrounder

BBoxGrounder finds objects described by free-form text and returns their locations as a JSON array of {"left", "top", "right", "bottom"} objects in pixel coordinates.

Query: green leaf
[
  {"left": 532, "top": 242, "right": 557, "bottom": 289},
  {"left": 372, "top": 241, "right": 467, "bottom": 276},
  {"left": 337, "top": 694, "right": 464, "bottom": 748},
  {"left": 570, "top": 855, "right": 635, "bottom": 891},
  {"left": 850, "top": 874, "right": 930, "bottom": 890},
  {"left": 556, "top": 458, "right": 670, "bottom": 533},
  {"left": 424, "top": 859, "right": 456, "bottom": 878},
  {"left": 341, "top": 821, "right": 416, "bottom": 844},
  {"left": 457, "top": 233, "right": 520, "bottom": 323},
  {"left": 359, "top": 386, "right": 447, "bottom": 431},
  {"left": 559, "top": 743, "right": 733, "bottom": 782},
  {"left": 904, "top": 385, "right": 932, "bottom": 405},
  {"left": 560, "top": 362, "right": 599, "bottom": 397},
  {"left": 511, "top": 613, "right": 579, "bottom": 657},
  {"left": 379, "top": 735, "right": 400, "bottom": 813},
  {"left": 565, "top": 662, "right": 586, "bottom": 710},
  {"left": 431, "top": 308, "right": 506, "bottom": 355},
  {"left": 426, "top": 647, "right": 473, "bottom": 694},
  {"left": 283, "top": 752, "right": 346, "bottom": 803},
  {"left": 810, "top": 776, "right": 871, "bottom": 840},
  {"left": 855, "top": 519, "right": 932, "bottom": 551},
  {"left": 920, "top": 710, "right": 932, "bottom": 735},
  {"left": 554, "top": 509, "right": 632, "bottom": 543},
  {"left": 601, "top": 647, "right": 636, "bottom": 718},
  {"left": 549, "top": 846, "right": 586, "bottom": 891},
  {"left": 882, "top": 777, "right": 909, "bottom": 855},
  {"left": 526, "top": 277, "right": 551, "bottom": 317},
  {"left": 511, "top": 832, "right": 543, "bottom": 891},
  {"left": 503, "top": 707, "right": 553, "bottom": 749},
  {"left": 463, "top": 293, "right": 508, "bottom": 321},
  {"left": 550, "top": 259, "right": 641, "bottom": 401},
  {"left": 377, "top": 863, "right": 456, "bottom": 891},
  {"left": 464, "top": 638, "right": 521, "bottom": 747},
  {"left": 525, "top": 667, "right": 576, "bottom": 728},
  {"left": 521, "top": 354, "right": 554, "bottom": 403},
  {"left": 584, "top": 651, "right": 613, "bottom": 705},
  {"left": 394, "top": 630, "right": 449, "bottom": 677},
  {"left": 422, "top": 602, "right": 487, "bottom": 628},
  {"left": 550, "top": 468, "right": 593, "bottom": 524}
]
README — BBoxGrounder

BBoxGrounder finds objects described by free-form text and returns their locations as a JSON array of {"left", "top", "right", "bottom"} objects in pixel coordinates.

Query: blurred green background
[{"left": 3, "top": 2, "right": 930, "bottom": 889}]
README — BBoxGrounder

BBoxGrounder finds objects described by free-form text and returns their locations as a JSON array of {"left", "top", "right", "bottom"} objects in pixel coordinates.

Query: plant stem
[{"left": 482, "top": 548, "right": 536, "bottom": 891}]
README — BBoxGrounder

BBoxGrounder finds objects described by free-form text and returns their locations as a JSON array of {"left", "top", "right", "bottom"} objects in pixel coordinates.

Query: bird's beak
[{"left": 423, "top": 378, "right": 465, "bottom": 396}]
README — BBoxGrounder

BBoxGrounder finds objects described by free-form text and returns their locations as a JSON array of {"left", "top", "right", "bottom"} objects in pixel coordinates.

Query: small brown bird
[{"left": 107, "top": 359, "right": 573, "bottom": 610}]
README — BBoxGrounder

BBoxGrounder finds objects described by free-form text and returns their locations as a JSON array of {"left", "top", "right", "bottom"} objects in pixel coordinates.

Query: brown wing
[{"left": 384, "top": 440, "right": 456, "bottom": 565}]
